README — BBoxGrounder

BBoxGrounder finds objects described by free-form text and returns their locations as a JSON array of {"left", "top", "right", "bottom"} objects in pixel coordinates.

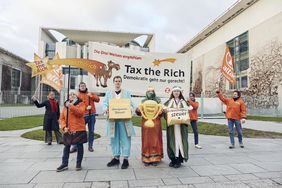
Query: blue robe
[{"left": 103, "top": 89, "right": 136, "bottom": 157}]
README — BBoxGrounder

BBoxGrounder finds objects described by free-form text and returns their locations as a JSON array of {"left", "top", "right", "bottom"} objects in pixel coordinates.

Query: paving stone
[
  {"left": 110, "top": 181, "right": 128, "bottom": 188},
  {"left": 161, "top": 178, "right": 182, "bottom": 185},
  {"left": 128, "top": 179, "right": 164, "bottom": 187},
  {"left": 179, "top": 176, "right": 214, "bottom": 184},
  {"left": 242, "top": 179, "right": 280, "bottom": 188},
  {"left": 190, "top": 165, "right": 241, "bottom": 176},
  {"left": 63, "top": 182, "right": 92, "bottom": 188},
  {"left": 85, "top": 169, "right": 135, "bottom": 181},
  {"left": 229, "top": 163, "right": 266, "bottom": 173},
  {"left": 253, "top": 171, "right": 282, "bottom": 179},
  {"left": 193, "top": 182, "right": 250, "bottom": 188},
  {"left": 209, "top": 175, "right": 230, "bottom": 183},
  {"left": 224, "top": 174, "right": 259, "bottom": 181},
  {"left": 31, "top": 171, "right": 87, "bottom": 183},
  {"left": 33, "top": 183, "right": 63, "bottom": 188},
  {"left": 134, "top": 167, "right": 199, "bottom": 179},
  {"left": 91, "top": 181, "right": 110, "bottom": 188}
]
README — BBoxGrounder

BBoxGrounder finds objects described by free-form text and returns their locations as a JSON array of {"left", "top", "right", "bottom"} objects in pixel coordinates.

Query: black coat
[{"left": 34, "top": 100, "right": 60, "bottom": 131}]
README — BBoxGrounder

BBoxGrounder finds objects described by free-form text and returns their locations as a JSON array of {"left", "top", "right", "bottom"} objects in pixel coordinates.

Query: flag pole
[{"left": 66, "top": 65, "right": 71, "bottom": 128}]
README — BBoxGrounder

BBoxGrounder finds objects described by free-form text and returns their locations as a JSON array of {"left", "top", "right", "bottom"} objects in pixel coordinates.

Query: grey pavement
[
  {"left": 200, "top": 118, "right": 282, "bottom": 133},
  {"left": 0, "top": 119, "right": 282, "bottom": 188}
]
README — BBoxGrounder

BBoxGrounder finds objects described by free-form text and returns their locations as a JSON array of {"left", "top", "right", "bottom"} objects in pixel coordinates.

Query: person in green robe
[{"left": 164, "top": 86, "right": 193, "bottom": 168}]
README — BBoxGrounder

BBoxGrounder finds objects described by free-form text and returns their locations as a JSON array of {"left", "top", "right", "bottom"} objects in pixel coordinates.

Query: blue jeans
[
  {"left": 84, "top": 114, "right": 96, "bottom": 148},
  {"left": 62, "top": 144, "right": 84, "bottom": 165},
  {"left": 227, "top": 119, "right": 243, "bottom": 145},
  {"left": 190, "top": 120, "right": 199, "bottom": 145}
]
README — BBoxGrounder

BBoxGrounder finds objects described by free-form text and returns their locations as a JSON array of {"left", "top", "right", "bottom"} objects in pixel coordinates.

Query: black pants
[
  {"left": 45, "top": 130, "right": 62, "bottom": 143},
  {"left": 62, "top": 144, "right": 84, "bottom": 166}
]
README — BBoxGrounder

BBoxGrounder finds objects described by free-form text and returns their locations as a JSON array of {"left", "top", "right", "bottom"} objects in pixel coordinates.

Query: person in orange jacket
[
  {"left": 70, "top": 82, "right": 100, "bottom": 153},
  {"left": 216, "top": 90, "right": 247, "bottom": 149},
  {"left": 187, "top": 92, "right": 202, "bottom": 149},
  {"left": 57, "top": 91, "right": 86, "bottom": 172}
]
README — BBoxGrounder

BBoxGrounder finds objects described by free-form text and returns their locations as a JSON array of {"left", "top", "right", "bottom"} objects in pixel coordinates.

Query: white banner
[{"left": 88, "top": 42, "right": 190, "bottom": 97}]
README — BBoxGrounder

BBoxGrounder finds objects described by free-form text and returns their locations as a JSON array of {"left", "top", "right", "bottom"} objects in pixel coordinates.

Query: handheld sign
[
  {"left": 109, "top": 98, "right": 132, "bottom": 119},
  {"left": 166, "top": 108, "right": 190, "bottom": 126}
]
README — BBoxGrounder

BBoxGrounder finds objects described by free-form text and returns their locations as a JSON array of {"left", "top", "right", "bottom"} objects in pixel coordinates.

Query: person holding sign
[
  {"left": 57, "top": 91, "right": 87, "bottom": 172},
  {"left": 103, "top": 76, "right": 136, "bottom": 169},
  {"left": 216, "top": 90, "right": 247, "bottom": 149},
  {"left": 31, "top": 91, "right": 62, "bottom": 145},
  {"left": 136, "top": 86, "right": 163, "bottom": 166},
  {"left": 164, "top": 86, "right": 193, "bottom": 168},
  {"left": 187, "top": 92, "right": 202, "bottom": 149},
  {"left": 70, "top": 82, "right": 100, "bottom": 153}
]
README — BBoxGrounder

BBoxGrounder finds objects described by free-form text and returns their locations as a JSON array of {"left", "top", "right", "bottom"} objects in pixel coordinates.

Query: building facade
[
  {"left": 178, "top": 0, "right": 282, "bottom": 116},
  {"left": 37, "top": 28, "right": 155, "bottom": 105},
  {"left": 0, "top": 47, "right": 32, "bottom": 104}
]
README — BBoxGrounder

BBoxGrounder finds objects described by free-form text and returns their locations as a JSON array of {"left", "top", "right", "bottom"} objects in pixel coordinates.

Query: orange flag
[{"left": 220, "top": 46, "right": 236, "bottom": 84}]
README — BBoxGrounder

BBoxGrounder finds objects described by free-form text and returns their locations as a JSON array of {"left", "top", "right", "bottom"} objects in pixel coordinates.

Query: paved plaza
[{"left": 0, "top": 119, "right": 282, "bottom": 188}]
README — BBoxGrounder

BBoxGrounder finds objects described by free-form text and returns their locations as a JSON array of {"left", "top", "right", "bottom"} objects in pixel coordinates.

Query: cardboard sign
[
  {"left": 109, "top": 98, "right": 132, "bottom": 119},
  {"left": 166, "top": 108, "right": 190, "bottom": 126}
]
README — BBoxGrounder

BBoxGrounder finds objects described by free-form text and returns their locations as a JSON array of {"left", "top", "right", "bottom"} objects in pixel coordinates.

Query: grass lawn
[
  {"left": 21, "top": 129, "right": 101, "bottom": 141},
  {"left": 247, "top": 115, "right": 282, "bottom": 123},
  {"left": 132, "top": 116, "right": 282, "bottom": 139},
  {"left": 0, "top": 115, "right": 43, "bottom": 131}
]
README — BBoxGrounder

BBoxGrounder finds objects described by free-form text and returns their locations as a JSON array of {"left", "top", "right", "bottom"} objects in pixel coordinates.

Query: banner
[
  {"left": 221, "top": 46, "right": 236, "bottom": 84},
  {"left": 87, "top": 42, "right": 190, "bottom": 97},
  {"left": 48, "top": 58, "right": 104, "bottom": 75}
]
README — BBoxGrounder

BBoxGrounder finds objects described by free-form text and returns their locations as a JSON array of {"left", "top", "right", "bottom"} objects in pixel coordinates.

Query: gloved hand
[
  {"left": 87, "top": 105, "right": 92, "bottom": 110},
  {"left": 241, "top": 119, "right": 246, "bottom": 124}
]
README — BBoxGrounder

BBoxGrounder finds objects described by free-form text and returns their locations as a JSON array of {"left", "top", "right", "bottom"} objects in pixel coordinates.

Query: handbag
[{"left": 63, "top": 131, "right": 88, "bottom": 146}]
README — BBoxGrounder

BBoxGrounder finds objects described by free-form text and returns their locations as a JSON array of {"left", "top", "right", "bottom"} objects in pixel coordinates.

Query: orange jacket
[
  {"left": 217, "top": 93, "right": 247, "bottom": 120},
  {"left": 78, "top": 92, "right": 100, "bottom": 115},
  {"left": 60, "top": 100, "right": 86, "bottom": 132},
  {"left": 188, "top": 99, "right": 199, "bottom": 120}
]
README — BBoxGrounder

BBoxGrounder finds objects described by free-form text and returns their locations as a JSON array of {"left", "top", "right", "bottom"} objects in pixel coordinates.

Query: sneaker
[
  {"left": 121, "top": 159, "right": 129, "bottom": 169},
  {"left": 239, "top": 143, "right": 244, "bottom": 148},
  {"left": 151, "top": 162, "right": 158, "bottom": 166},
  {"left": 107, "top": 158, "right": 120, "bottom": 167},
  {"left": 76, "top": 163, "right": 82, "bottom": 171},
  {"left": 70, "top": 147, "right": 77, "bottom": 153},
  {"left": 88, "top": 147, "right": 94, "bottom": 152},
  {"left": 195, "top": 144, "right": 202, "bottom": 149},
  {"left": 169, "top": 161, "right": 174, "bottom": 167},
  {"left": 229, "top": 145, "right": 235, "bottom": 149},
  {"left": 56, "top": 164, "right": 68, "bottom": 172},
  {"left": 173, "top": 163, "right": 181, "bottom": 168},
  {"left": 144, "top": 162, "right": 150, "bottom": 166}
]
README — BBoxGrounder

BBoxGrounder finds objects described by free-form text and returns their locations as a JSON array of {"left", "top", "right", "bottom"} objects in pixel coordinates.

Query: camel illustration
[{"left": 94, "top": 60, "right": 120, "bottom": 88}]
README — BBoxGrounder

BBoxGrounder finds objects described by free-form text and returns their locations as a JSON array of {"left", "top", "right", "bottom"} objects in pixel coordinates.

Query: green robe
[{"left": 164, "top": 98, "right": 189, "bottom": 162}]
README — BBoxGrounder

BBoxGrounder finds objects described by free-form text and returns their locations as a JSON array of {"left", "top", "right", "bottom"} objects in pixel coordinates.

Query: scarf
[{"left": 49, "top": 98, "right": 58, "bottom": 113}]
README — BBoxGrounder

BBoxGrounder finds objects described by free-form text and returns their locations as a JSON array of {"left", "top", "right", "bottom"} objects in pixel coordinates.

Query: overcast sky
[{"left": 0, "top": 0, "right": 237, "bottom": 61}]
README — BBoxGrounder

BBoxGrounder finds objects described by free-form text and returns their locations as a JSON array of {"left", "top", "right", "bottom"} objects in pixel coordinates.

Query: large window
[
  {"left": 45, "top": 43, "right": 55, "bottom": 59},
  {"left": 11, "top": 68, "right": 21, "bottom": 89},
  {"left": 227, "top": 31, "right": 249, "bottom": 89}
]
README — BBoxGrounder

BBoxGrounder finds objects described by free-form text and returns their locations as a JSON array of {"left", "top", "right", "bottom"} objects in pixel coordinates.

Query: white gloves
[
  {"left": 241, "top": 119, "right": 246, "bottom": 124},
  {"left": 86, "top": 105, "right": 92, "bottom": 110}
]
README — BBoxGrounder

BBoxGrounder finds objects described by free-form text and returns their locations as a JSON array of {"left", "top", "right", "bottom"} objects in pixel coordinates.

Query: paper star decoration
[{"left": 26, "top": 53, "right": 51, "bottom": 77}]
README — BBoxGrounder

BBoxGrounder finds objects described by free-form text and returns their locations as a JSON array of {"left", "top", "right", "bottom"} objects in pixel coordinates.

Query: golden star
[
  {"left": 153, "top": 59, "right": 161, "bottom": 66},
  {"left": 26, "top": 54, "right": 51, "bottom": 77}
]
